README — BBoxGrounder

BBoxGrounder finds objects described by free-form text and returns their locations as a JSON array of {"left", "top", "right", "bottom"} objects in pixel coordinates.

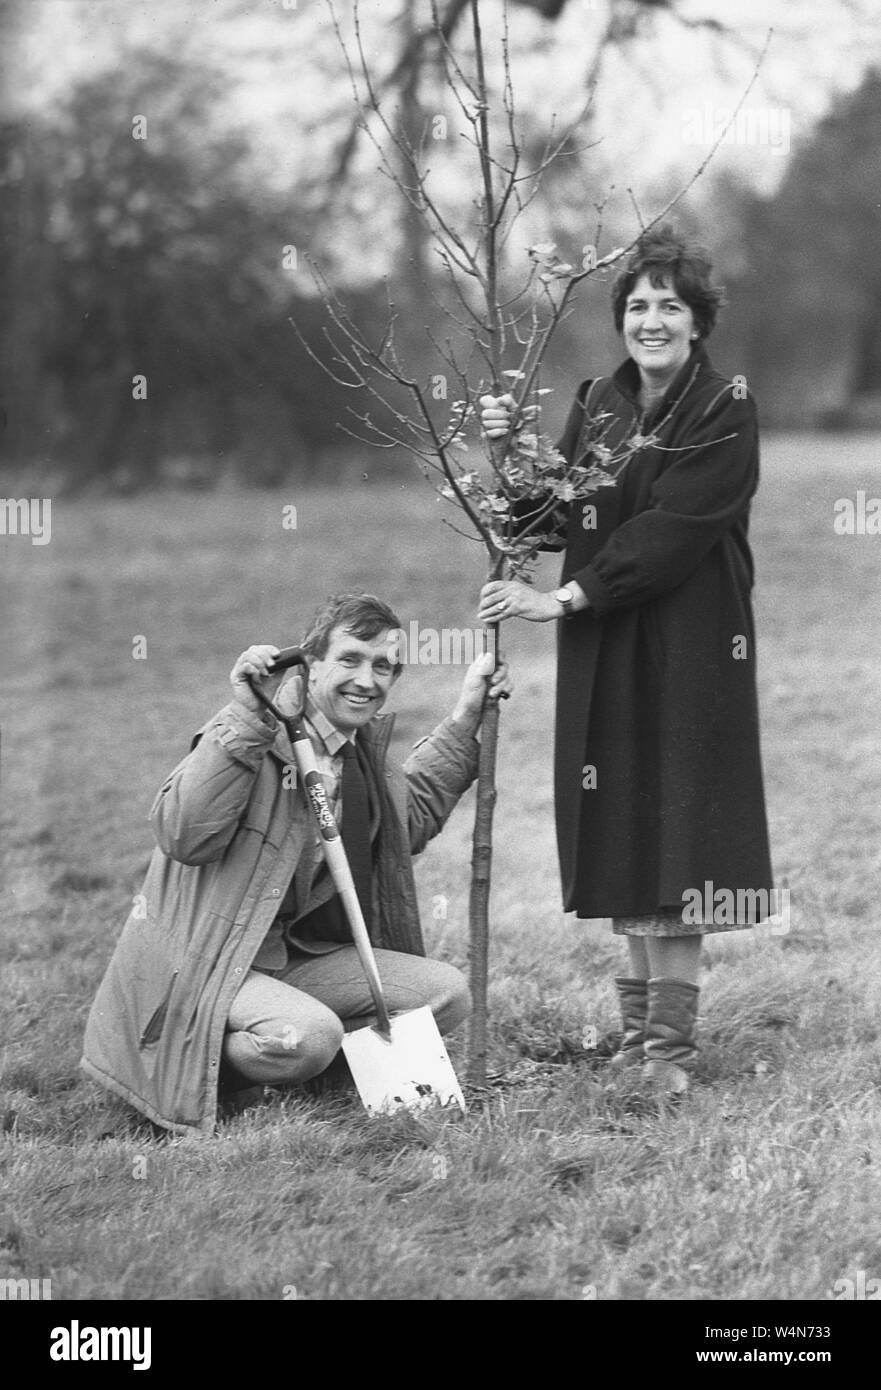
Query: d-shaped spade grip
[{"left": 267, "top": 645, "right": 307, "bottom": 673}]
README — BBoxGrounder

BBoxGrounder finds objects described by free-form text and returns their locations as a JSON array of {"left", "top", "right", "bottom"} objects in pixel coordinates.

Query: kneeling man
[{"left": 82, "top": 593, "right": 509, "bottom": 1134}]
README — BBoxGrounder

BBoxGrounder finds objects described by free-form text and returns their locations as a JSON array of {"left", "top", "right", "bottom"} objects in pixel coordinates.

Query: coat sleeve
[
  {"left": 403, "top": 716, "right": 479, "bottom": 856},
  {"left": 149, "top": 700, "right": 278, "bottom": 865},
  {"left": 570, "top": 387, "right": 759, "bottom": 614}
]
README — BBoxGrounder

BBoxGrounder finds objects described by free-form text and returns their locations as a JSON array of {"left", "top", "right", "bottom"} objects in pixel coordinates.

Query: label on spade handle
[{"left": 304, "top": 770, "right": 339, "bottom": 841}]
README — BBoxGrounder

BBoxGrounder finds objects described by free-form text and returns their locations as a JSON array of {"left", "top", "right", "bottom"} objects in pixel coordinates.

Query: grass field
[{"left": 2, "top": 433, "right": 881, "bottom": 1301}]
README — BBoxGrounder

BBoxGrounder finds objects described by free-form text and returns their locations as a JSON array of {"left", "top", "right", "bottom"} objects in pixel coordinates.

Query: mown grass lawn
[{"left": 2, "top": 433, "right": 881, "bottom": 1301}]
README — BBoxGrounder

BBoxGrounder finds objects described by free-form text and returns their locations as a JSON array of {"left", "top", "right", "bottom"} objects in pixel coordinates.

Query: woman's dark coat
[{"left": 545, "top": 345, "right": 773, "bottom": 918}]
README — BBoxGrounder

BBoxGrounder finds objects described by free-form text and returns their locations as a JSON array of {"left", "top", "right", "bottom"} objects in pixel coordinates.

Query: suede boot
[
  {"left": 608, "top": 976, "right": 649, "bottom": 1069},
  {"left": 643, "top": 977, "right": 700, "bottom": 1094}
]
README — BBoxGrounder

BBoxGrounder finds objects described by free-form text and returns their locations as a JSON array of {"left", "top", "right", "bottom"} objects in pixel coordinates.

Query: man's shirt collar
[{"left": 303, "top": 695, "right": 355, "bottom": 755}]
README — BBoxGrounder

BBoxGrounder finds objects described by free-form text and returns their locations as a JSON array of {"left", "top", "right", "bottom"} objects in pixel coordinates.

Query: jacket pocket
[{"left": 139, "top": 970, "right": 179, "bottom": 1048}]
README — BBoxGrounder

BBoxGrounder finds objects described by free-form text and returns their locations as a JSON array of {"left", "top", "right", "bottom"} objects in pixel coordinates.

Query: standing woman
[{"left": 479, "top": 224, "right": 774, "bottom": 1094}]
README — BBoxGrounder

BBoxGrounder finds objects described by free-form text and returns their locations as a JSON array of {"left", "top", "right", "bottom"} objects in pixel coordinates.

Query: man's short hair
[{"left": 301, "top": 592, "right": 404, "bottom": 673}]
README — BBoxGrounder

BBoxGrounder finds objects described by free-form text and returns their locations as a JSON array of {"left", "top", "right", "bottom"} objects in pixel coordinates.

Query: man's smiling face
[{"left": 307, "top": 625, "right": 399, "bottom": 733}]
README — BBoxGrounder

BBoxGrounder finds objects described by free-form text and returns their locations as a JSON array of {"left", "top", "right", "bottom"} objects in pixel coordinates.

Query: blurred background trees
[
  {"left": 723, "top": 69, "right": 881, "bottom": 429},
  {"left": 1, "top": 0, "right": 880, "bottom": 491},
  {"left": 0, "top": 47, "right": 393, "bottom": 489}
]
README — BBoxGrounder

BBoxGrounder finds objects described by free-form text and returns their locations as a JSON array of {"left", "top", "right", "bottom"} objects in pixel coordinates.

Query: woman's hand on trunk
[
  {"left": 479, "top": 392, "right": 516, "bottom": 440},
  {"left": 478, "top": 579, "right": 560, "bottom": 624}
]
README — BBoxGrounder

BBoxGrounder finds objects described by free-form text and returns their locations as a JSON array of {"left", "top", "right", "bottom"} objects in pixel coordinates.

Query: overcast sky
[{"left": 8, "top": 0, "right": 880, "bottom": 205}]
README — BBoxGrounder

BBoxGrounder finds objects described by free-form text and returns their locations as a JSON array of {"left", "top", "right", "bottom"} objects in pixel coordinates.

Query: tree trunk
[
  {"left": 467, "top": 623, "right": 500, "bottom": 1085},
  {"left": 466, "top": 534, "right": 505, "bottom": 1084}
]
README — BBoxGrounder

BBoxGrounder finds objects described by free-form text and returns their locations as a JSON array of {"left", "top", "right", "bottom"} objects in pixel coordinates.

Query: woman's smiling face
[{"left": 622, "top": 272, "right": 696, "bottom": 389}]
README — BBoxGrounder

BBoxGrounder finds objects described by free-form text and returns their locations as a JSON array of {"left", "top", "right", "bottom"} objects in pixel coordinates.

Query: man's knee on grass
[{"left": 223, "top": 1014, "right": 344, "bottom": 1085}]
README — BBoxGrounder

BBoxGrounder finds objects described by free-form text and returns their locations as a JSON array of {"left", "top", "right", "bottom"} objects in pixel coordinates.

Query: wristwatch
[{"left": 554, "top": 586, "right": 574, "bottom": 616}]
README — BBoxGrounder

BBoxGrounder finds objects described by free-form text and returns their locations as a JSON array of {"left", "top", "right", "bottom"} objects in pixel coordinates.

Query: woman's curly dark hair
[{"left": 610, "top": 224, "right": 725, "bottom": 342}]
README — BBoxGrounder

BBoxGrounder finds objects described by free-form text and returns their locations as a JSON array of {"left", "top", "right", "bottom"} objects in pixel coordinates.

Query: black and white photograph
[{"left": 2, "top": 0, "right": 880, "bottom": 1340}]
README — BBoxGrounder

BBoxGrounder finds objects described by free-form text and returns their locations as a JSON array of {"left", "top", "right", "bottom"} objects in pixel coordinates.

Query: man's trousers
[{"left": 223, "top": 947, "right": 471, "bottom": 1085}]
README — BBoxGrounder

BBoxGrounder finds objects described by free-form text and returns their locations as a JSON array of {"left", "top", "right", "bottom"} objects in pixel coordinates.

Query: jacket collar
[
  {"left": 269, "top": 668, "right": 396, "bottom": 767},
  {"left": 612, "top": 343, "right": 711, "bottom": 425},
  {"left": 303, "top": 695, "right": 353, "bottom": 756}
]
